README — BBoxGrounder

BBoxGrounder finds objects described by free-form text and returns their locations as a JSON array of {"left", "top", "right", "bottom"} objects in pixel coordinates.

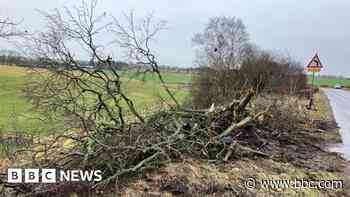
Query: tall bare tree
[
  {"left": 192, "top": 16, "right": 251, "bottom": 70},
  {"left": 191, "top": 16, "right": 252, "bottom": 108}
]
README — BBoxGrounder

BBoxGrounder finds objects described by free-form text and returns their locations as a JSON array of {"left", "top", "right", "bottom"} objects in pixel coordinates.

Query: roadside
[{"left": 309, "top": 90, "right": 342, "bottom": 144}]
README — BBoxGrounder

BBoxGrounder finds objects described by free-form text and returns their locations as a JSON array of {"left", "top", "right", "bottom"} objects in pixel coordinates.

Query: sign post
[{"left": 306, "top": 53, "right": 324, "bottom": 109}]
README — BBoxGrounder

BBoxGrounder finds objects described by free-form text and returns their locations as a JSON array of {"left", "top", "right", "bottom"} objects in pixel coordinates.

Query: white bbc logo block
[
  {"left": 41, "top": 169, "right": 56, "bottom": 183},
  {"left": 24, "top": 169, "right": 40, "bottom": 183},
  {"left": 7, "top": 169, "right": 22, "bottom": 183}
]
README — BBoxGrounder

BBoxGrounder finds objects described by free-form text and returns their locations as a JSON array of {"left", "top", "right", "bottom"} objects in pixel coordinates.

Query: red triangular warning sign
[{"left": 307, "top": 53, "right": 323, "bottom": 68}]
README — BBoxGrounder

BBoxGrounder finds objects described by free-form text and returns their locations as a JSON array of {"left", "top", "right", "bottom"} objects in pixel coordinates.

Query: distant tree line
[
  {"left": 0, "top": 50, "right": 26, "bottom": 65},
  {"left": 0, "top": 49, "right": 196, "bottom": 74},
  {"left": 0, "top": 50, "right": 130, "bottom": 69}
]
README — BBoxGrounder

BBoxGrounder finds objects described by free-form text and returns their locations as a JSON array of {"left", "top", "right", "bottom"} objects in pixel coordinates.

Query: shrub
[
  {"left": 191, "top": 51, "right": 308, "bottom": 108},
  {"left": 240, "top": 51, "right": 308, "bottom": 95},
  {"left": 190, "top": 67, "right": 245, "bottom": 108}
]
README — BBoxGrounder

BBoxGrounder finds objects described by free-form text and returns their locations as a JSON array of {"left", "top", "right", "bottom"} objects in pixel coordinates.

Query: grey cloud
[{"left": 0, "top": 0, "right": 349, "bottom": 76}]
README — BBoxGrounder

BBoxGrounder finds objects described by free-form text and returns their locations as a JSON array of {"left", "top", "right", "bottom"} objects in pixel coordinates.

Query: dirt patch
[{"left": 117, "top": 157, "right": 349, "bottom": 197}]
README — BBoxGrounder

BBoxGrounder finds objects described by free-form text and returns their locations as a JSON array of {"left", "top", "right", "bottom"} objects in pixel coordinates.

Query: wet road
[{"left": 324, "top": 89, "right": 350, "bottom": 159}]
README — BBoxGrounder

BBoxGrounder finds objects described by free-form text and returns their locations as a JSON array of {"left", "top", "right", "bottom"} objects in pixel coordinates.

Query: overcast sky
[{"left": 1, "top": 0, "right": 349, "bottom": 76}]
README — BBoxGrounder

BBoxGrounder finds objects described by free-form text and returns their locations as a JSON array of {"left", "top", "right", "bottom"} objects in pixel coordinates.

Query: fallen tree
[{"left": 2, "top": 88, "right": 340, "bottom": 196}]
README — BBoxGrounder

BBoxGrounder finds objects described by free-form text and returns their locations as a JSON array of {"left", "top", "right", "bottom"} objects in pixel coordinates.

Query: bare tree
[
  {"left": 8, "top": 0, "right": 182, "bottom": 193},
  {"left": 191, "top": 17, "right": 307, "bottom": 108},
  {"left": 192, "top": 16, "right": 251, "bottom": 70},
  {"left": 191, "top": 16, "right": 252, "bottom": 108},
  {"left": 24, "top": 1, "right": 147, "bottom": 129}
]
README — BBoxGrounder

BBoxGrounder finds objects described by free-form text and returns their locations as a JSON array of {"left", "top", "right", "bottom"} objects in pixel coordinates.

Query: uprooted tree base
[{"left": 1, "top": 91, "right": 348, "bottom": 196}]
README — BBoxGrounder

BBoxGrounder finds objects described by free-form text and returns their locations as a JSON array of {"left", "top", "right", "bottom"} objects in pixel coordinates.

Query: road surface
[{"left": 324, "top": 89, "right": 350, "bottom": 160}]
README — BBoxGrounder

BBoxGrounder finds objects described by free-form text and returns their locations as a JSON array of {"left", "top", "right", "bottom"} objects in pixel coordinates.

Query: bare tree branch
[
  {"left": 111, "top": 11, "right": 180, "bottom": 107},
  {"left": 0, "top": 17, "right": 24, "bottom": 38}
]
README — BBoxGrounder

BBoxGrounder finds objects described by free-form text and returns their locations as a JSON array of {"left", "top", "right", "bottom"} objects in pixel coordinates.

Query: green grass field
[
  {"left": 312, "top": 78, "right": 350, "bottom": 87},
  {"left": 0, "top": 66, "right": 48, "bottom": 135},
  {"left": 119, "top": 70, "right": 192, "bottom": 84},
  {"left": 0, "top": 66, "right": 191, "bottom": 135},
  {"left": 3, "top": 67, "right": 348, "bottom": 136}
]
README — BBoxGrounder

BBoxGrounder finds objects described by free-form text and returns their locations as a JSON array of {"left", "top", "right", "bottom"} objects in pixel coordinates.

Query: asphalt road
[{"left": 324, "top": 89, "right": 350, "bottom": 159}]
